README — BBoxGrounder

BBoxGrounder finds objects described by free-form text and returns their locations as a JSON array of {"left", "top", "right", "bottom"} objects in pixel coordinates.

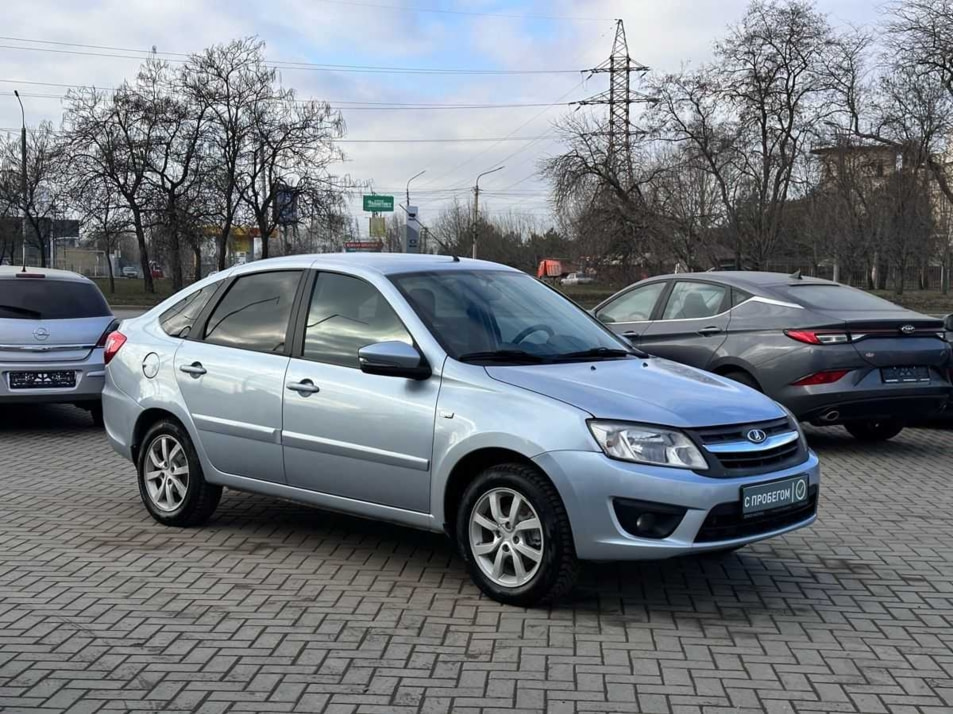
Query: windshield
[
  {"left": 0, "top": 279, "right": 111, "bottom": 320},
  {"left": 391, "top": 270, "right": 636, "bottom": 364}
]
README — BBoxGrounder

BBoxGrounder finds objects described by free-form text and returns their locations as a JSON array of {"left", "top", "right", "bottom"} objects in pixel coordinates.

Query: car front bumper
[
  {"left": 534, "top": 449, "right": 820, "bottom": 561},
  {"left": 0, "top": 351, "right": 106, "bottom": 405}
]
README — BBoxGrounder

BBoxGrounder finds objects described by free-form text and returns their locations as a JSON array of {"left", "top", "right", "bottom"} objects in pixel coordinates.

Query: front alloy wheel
[
  {"left": 456, "top": 463, "right": 578, "bottom": 606},
  {"left": 469, "top": 488, "right": 544, "bottom": 588}
]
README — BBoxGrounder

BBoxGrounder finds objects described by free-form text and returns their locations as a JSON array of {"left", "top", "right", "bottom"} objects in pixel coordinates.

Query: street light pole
[
  {"left": 472, "top": 166, "right": 504, "bottom": 259},
  {"left": 13, "top": 90, "right": 27, "bottom": 268},
  {"left": 406, "top": 169, "right": 426, "bottom": 207}
]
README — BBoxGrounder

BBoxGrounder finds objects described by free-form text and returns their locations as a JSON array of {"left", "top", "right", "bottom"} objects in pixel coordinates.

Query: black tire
[
  {"left": 723, "top": 369, "right": 761, "bottom": 392},
  {"left": 137, "top": 419, "right": 222, "bottom": 527},
  {"left": 456, "top": 463, "right": 578, "bottom": 607},
  {"left": 89, "top": 402, "right": 104, "bottom": 427},
  {"left": 844, "top": 419, "right": 904, "bottom": 442}
]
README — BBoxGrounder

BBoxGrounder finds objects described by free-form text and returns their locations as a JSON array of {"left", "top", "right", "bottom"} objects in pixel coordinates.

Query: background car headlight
[{"left": 588, "top": 421, "right": 708, "bottom": 469}]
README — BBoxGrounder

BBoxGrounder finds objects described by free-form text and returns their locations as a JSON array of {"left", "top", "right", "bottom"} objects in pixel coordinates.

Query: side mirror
[
  {"left": 595, "top": 311, "right": 614, "bottom": 324},
  {"left": 359, "top": 341, "right": 431, "bottom": 380},
  {"left": 944, "top": 313, "right": 953, "bottom": 332}
]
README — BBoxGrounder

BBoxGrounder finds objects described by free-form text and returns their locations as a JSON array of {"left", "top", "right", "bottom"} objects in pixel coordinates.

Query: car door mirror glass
[
  {"left": 944, "top": 313, "right": 953, "bottom": 332},
  {"left": 359, "top": 341, "right": 431, "bottom": 380},
  {"left": 596, "top": 311, "right": 614, "bottom": 324}
]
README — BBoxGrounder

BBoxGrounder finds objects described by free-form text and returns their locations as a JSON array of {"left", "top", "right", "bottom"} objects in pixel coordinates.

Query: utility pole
[
  {"left": 13, "top": 90, "right": 28, "bottom": 268},
  {"left": 472, "top": 166, "right": 504, "bottom": 259},
  {"left": 573, "top": 20, "right": 651, "bottom": 179}
]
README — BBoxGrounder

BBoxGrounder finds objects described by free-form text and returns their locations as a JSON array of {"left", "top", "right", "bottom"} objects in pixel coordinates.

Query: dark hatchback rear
[{"left": 594, "top": 272, "right": 952, "bottom": 442}]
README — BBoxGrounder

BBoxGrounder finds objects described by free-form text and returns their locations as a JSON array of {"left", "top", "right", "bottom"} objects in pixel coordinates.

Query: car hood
[{"left": 486, "top": 357, "right": 786, "bottom": 427}]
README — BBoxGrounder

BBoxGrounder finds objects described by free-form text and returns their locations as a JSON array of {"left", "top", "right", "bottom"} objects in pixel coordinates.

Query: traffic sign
[{"left": 363, "top": 195, "right": 394, "bottom": 212}]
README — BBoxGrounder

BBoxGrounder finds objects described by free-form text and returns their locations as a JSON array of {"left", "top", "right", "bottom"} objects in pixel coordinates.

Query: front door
[
  {"left": 282, "top": 271, "right": 439, "bottom": 513},
  {"left": 174, "top": 269, "right": 303, "bottom": 483},
  {"left": 594, "top": 281, "right": 667, "bottom": 345},
  {"left": 639, "top": 280, "right": 731, "bottom": 368}
]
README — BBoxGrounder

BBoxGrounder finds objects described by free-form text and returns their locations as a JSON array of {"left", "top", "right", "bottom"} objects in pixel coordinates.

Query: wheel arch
[
  {"left": 131, "top": 408, "right": 188, "bottom": 465},
  {"left": 441, "top": 447, "right": 554, "bottom": 539}
]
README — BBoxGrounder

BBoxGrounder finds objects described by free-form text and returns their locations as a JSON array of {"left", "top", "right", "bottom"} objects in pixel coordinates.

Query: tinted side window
[
  {"left": 0, "top": 279, "right": 110, "bottom": 320},
  {"left": 203, "top": 271, "right": 301, "bottom": 353},
  {"left": 159, "top": 284, "right": 218, "bottom": 338},
  {"left": 661, "top": 282, "right": 728, "bottom": 320},
  {"left": 303, "top": 273, "right": 412, "bottom": 368},
  {"left": 776, "top": 284, "right": 900, "bottom": 311},
  {"left": 597, "top": 282, "right": 665, "bottom": 324}
]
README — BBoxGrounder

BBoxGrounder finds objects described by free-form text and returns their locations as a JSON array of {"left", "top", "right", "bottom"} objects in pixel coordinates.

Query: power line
[
  {"left": 0, "top": 39, "right": 581, "bottom": 75},
  {"left": 0, "top": 83, "right": 573, "bottom": 110},
  {"left": 313, "top": 0, "right": 614, "bottom": 22},
  {"left": 339, "top": 136, "right": 554, "bottom": 144}
]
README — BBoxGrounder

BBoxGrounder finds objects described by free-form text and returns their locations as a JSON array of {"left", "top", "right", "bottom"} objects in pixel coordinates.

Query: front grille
[
  {"left": 695, "top": 486, "right": 818, "bottom": 543},
  {"left": 694, "top": 417, "right": 790, "bottom": 444},
  {"left": 688, "top": 417, "right": 808, "bottom": 477}
]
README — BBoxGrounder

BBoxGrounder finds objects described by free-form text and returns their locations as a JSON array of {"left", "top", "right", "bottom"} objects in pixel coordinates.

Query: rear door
[
  {"left": 639, "top": 280, "right": 731, "bottom": 368},
  {"left": 594, "top": 281, "right": 667, "bottom": 345},
  {"left": 174, "top": 269, "right": 304, "bottom": 484}
]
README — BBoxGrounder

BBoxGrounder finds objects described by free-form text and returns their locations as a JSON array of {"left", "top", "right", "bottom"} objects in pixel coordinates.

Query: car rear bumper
[
  {"left": 781, "top": 385, "right": 951, "bottom": 423},
  {"left": 0, "top": 352, "right": 106, "bottom": 404},
  {"left": 102, "top": 374, "right": 143, "bottom": 462},
  {"left": 534, "top": 449, "right": 820, "bottom": 561}
]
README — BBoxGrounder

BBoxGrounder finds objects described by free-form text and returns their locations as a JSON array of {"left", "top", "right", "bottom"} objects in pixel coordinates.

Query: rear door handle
[
  {"left": 286, "top": 379, "right": 320, "bottom": 395},
  {"left": 179, "top": 362, "right": 207, "bottom": 377},
  {"left": 698, "top": 326, "right": 722, "bottom": 336}
]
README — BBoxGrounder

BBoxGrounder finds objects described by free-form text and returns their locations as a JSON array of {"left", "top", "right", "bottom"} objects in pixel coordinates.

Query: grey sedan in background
[
  {"left": 0, "top": 267, "right": 118, "bottom": 423},
  {"left": 594, "top": 272, "right": 953, "bottom": 441}
]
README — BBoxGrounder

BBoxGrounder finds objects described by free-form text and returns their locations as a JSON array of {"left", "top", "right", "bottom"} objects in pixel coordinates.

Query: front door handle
[
  {"left": 286, "top": 379, "right": 320, "bottom": 395},
  {"left": 622, "top": 330, "right": 640, "bottom": 340},
  {"left": 179, "top": 362, "right": 207, "bottom": 377},
  {"left": 698, "top": 326, "right": 722, "bottom": 336}
]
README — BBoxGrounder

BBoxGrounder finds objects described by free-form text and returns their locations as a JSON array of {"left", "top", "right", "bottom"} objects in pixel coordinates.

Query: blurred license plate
[
  {"left": 741, "top": 475, "right": 809, "bottom": 516},
  {"left": 881, "top": 366, "right": 930, "bottom": 384},
  {"left": 9, "top": 371, "right": 76, "bottom": 389}
]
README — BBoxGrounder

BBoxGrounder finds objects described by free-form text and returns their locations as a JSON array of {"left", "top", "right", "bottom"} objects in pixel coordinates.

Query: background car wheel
[
  {"left": 723, "top": 370, "right": 761, "bottom": 391},
  {"left": 137, "top": 420, "right": 222, "bottom": 527},
  {"left": 456, "top": 463, "right": 578, "bottom": 607},
  {"left": 844, "top": 419, "right": 904, "bottom": 442},
  {"left": 88, "top": 402, "right": 104, "bottom": 427}
]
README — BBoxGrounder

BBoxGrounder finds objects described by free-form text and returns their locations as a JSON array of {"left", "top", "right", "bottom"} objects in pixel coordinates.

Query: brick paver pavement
[{"left": 0, "top": 404, "right": 951, "bottom": 713}]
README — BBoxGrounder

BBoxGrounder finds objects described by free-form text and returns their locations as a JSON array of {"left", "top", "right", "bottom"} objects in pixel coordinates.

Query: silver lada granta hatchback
[{"left": 103, "top": 255, "right": 820, "bottom": 606}]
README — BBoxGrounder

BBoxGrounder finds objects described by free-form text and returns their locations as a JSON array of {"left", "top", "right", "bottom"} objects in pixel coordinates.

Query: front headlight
[{"left": 588, "top": 421, "right": 709, "bottom": 469}]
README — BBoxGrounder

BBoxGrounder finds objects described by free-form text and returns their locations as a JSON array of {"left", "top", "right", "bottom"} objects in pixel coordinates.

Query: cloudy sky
[{"left": 1, "top": 0, "right": 881, "bottom": 237}]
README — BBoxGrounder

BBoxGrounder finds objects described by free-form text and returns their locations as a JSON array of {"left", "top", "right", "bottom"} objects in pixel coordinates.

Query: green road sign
[{"left": 363, "top": 195, "right": 394, "bottom": 212}]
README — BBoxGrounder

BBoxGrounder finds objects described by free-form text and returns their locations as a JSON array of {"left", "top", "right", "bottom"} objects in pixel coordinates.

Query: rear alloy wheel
[
  {"left": 456, "top": 464, "right": 578, "bottom": 606},
  {"left": 844, "top": 419, "right": 904, "bottom": 442},
  {"left": 137, "top": 420, "right": 221, "bottom": 527}
]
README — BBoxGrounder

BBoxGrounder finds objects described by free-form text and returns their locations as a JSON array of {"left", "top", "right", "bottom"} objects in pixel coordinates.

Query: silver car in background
[
  {"left": 103, "top": 255, "right": 820, "bottom": 606},
  {"left": 0, "top": 267, "right": 117, "bottom": 423}
]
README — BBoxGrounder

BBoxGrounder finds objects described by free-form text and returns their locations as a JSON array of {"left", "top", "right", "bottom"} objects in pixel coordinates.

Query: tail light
[
  {"left": 785, "top": 330, "right": 851, "bottom": 345},
  {"left": 103, "top": 331, "right": 127, "bottom": 365},
  {"left": 791, "top": 370, "right": 849, "bottom": 386},
  {"left": 97, "top": 319, "right": 121, "bottom": 348}
]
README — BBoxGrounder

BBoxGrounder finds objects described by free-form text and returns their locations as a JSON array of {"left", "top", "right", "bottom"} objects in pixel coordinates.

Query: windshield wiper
[
  {"left": 0, "top": 305, "right": 42, "bottom": 319},
  {"left": 554, "top": 346, "right": 645, "bottom": 361},
  {"left": 458, "top": 349, "right": 552, "bottom": 364}
]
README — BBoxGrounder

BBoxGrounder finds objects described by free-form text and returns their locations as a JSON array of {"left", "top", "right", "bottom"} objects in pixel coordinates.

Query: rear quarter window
[
  {"left": 0, "top": 278, "right": 111, "bottom": 320},
  {"left": 159, "top": 283, "right": 219, "bottom": 338}
]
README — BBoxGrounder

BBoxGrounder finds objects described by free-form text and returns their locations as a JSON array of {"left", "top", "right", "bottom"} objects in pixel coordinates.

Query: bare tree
[{"left": 62, "top": 86, "right": 162, "bottom": 292}]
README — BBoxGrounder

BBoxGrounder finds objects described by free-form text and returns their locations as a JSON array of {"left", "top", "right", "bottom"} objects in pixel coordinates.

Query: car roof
[
  {"left": 227, "top": 253, "right": 519, "bottom": 277},
  {"left": 0, "top": 266, "right": 94, "bottom": 283},
  {"left": 645, "top": 271, "right": 837, "bottom": 291}
]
